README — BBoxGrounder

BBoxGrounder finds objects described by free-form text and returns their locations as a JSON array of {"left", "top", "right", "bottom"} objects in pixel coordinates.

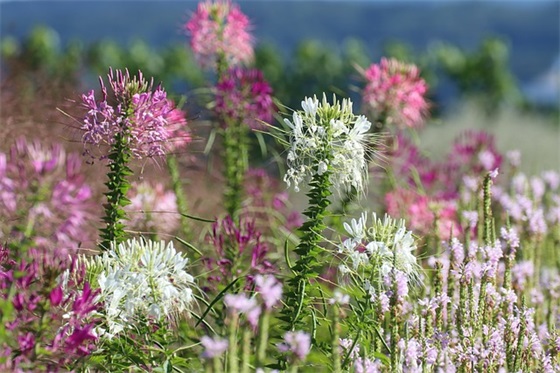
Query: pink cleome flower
[
  {"left": 362, "top": 57, "right": 429, "bottom": 129},
  {"left": 185, "top": 0, "right": 253, "bottom": 70},
  {"left": 385, "top": 188, "right": 461, "bottom": 240},
  {"left": 81, "top": 68, "right": 190, "bottom": 160},
  {"left": 125, "top": 181, "right": 180, "bottom": 237},
  {"left": 449, "top": 130, "right": 503, "bottom": 174},
  {"left": 0, "top": 138, "right": 95, "bottom": 253},
  {"left": 215, "top": 67, "right": 275, "bottom": 130}
]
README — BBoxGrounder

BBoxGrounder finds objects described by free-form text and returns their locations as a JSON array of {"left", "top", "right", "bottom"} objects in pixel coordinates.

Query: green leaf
[
  {"left": 174, "top": 236, "right": 203, "bottom": 257},
  {"left": 195, "top": 277, "right": 241, "bottom": 327},
  {"left": 177, "top": 212, "right": 215, "bottom": 223}
]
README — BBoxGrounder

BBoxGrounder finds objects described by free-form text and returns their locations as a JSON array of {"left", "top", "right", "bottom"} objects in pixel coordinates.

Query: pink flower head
[
  {"left": 277, "top": 331, "right": 311, "bottom": 362},
  {"left": 385, "top": 188, "right": 461, "bottom": 240},
  {"left": 449, "top": 130, "right": 503, "bottom": 174},
  {"left": 223, "top": 293, "right": 261, "bottom": 327},
  {"left": 125, "top": 181, "right": 180, "bottom": 236},
  {"left": 215, "top": 67, "right": 275, "bottom": 130},
  {"left": 362, "top": 57, "right": 429, "bottom": 129},
  {"left": 255, "top": 274, "right": 283, "bottom": 310},
  {"left": 200, "top": 335, "right": 229, "bottom": 359},
  {"left": 0, "top": 138, "right": 95, "bottom": 253},
  {"left": 81, "top": 68, "right": 190, "bottom": 160},
  {"left": 185, "top": 0, "right": 253, "bottom": 69}
]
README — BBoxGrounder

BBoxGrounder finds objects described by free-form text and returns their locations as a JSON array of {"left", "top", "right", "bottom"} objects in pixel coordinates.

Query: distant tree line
[{"left": 0, "top": 25, "right": 554, "bottom": 119}]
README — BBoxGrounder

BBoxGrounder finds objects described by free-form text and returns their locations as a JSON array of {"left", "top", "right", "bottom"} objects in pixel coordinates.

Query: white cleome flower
[
  {"left": 339, "top": 212, "right": 421, "bottom": 284},
  {"left": 283, "top": 94, "right": 375, "bottom": 195},
  {"left": 84, "top": 238, "right": 195, "bottom": 336}
]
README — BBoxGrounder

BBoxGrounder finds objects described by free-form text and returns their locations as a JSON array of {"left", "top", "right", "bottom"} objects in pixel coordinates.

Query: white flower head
[
  {"left": 338, "top": 212, "right": 421, "bottom": 285},
  {"left": 84, "top": 238, "right": 196, "bottom": 336},
  {"left": 283, "top": 93, "right": 377, "bottom": 196}
]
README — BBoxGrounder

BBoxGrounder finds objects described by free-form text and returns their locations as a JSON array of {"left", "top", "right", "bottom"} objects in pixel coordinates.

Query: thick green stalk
[
  {"left": 256, "top": 310, "right": 270, "bottom": 367},
  {"left": 212, "top": 356, "right": 222, "bottom": 373},
  {"left": 99, "top": 130, "right": 132, "bottom": 251},
  {"left": 240, "top": 328, "right": 252, "bottom": 373},
  {"left": 482, "top": 172, "right": 493, "bottom": 247},
  {"left": 331, "top": 305, "right": 342, "bottom": 373},
  {"left": 167, "top": 154, "right": 191, "bottom": 239},
  {"left": 223, "top": 119, "right": 248, "bottom": 218},
  {"left": 228, "top": 313, "right": 239, "bottom": 373},
  {"left": 280, "top": 169, "right": 332, "bottom": 333}
]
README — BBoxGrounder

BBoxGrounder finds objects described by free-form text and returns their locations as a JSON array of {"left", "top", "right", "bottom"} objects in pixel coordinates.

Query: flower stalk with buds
[
  {"left": 80, "top": 69, "right": 189, "bottom": 250},
  {"left": 279, "top": 94, "right": 374, "bottom": 333}
]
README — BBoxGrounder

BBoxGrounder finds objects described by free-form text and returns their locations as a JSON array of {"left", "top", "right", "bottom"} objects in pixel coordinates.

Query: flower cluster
[
  {"left": 283, "top": 94, "right": 373, "bottom": 193},
  {"left": 84, "top": 239, "right": 195, "bottom": 337},
  {"left": 125, "top": 181, "right": 180, "bottom": 237},
  {"left": 382, "top": 130, "right": 506, "bottom": 241},
  {"left": 0, "top": 137, "right": 95, "bottom": 253},
  {"left": 338, "top": 212, "right": 420, "bottom": 283},
  {"left": 204, "top": 215, "right": 275, "bottom": 290},
  {"left": 81, "top": 68, "right": 190, "bottom": 160},
  {"left": 493, "top": 169, "right": 559, "bottom": 237},
  {"left": 385, "top": 187, "right": 461, "bottom": 240},
  {"left": 277, "top": 331, "right": 311, "bottom": 363},
  {"left": 215, "top": 67, "right": 275, "bottom": 130},
  {"left": 382, "top": 235, "right": 560, "bottom": 372},
  {"left": 185, "top": 0, "right": 253, "bottom": 69},
  {"left": 449, "top": 130, "right": 503, "bottom": 175},
  {"left": 361, "top": 57, "right": 429, "bottom": 129},
  {"left": 0, "top": 245, "right": 99, "bottom": 372}
]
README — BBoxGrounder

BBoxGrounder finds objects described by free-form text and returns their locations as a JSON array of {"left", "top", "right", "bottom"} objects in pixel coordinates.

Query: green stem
[
  {"left": 482, "top": 172, "right": 493, "bottom": 247},
  {"left": 331, "top": 305, "right": 342, "bottom": 373},
  {"left": 223, "top": 119, "right": 248, "bottom": 218},
  {"left": 240, "top": 328, "right": 252, "bottom": 373},
  {"left": 99, "top": 130, "right": 132, "bottom": 251},
  {"left": 256, "top": 310, "right": 270, "bottom": 367},
  {"left": 212, "top": 356, "right": 222, "bottom": 373},
  {"left": 228, "top": 313, "right": 239, "bottom": 373},
  {"left": 167, "top": 154, "right": 191, "bottom": 240},
  {"left": 281, "top": 169, "right": 332, "bottom": 333}
]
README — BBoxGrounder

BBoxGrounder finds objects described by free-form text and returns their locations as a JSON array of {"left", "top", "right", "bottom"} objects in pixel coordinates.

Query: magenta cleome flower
[
  {"left": 0, "top": 246, "right": 100, "bottom": 372},
  {"left": 0, "top": 138, "right": 95, "bottom": 253},
  {"left": 215, "top": 67, "right": 275, "bottom": 130},
  {"left": 204, "top": 215, "right": 275, "bottom": 290},
  {"left": 449, "top": 130, "right": 503, "bottom": 174},
  {"left": 80, "top": 68, "right": 190, "bottom": 160},
  {"left": 185, "top": 0, "right": 253, "bottom": 70},
  {"left": 361, "top": 57, "right": 429, "bottom": 129}
]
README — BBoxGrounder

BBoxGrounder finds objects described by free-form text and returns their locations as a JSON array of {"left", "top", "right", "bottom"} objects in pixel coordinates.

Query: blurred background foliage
[{"left": 1, "top": 24, "right": 554, "bottom": 119}]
